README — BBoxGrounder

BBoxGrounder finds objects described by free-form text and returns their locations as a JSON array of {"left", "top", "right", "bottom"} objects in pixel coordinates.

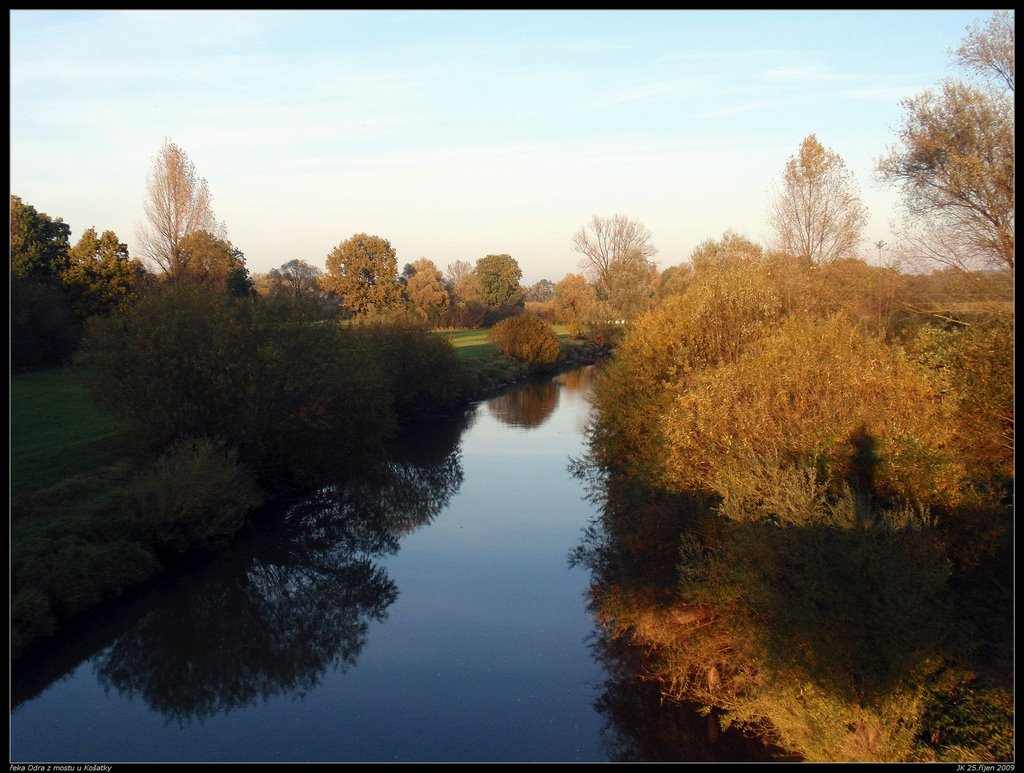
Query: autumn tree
[
  {"left": 321, "top": 233, "right": 402, "bottom": 317},
  {"left": 404, "top": 258, "right": 450, "bottom": 324},
  {"left": 572, "top": 214, "right": 658, "bottom": 290},
  {"left": 10, "top": 194, "right": 71, "bottom": 282},
  {"left": 475, "top": 253, "right": 524, "bottom": 309},
  {"left": 767, "top": 134, "right": 868, "bottom": 267},
  {"left": 137, "top": 138, "right": 223, "bottom": 281},
  {"left": 877, "top": 11, "right": 1014, "bottom": 274},
  {"left": 452, "top": 271, "right": 485, "bottom": 306},
  {"left": 553, "top": 272, "right": 596, "bottom": 337},
  {"left": 445, "top": 259, "right": 473, "bottom": 290},
  {"left": 62, "top": 227, "right": 147, "bottom": 317},
  {"left": 263, "top": 259, "right": 323, "bottom": 300},
  {"left": 599, "top": 249, "right": 658, "bottom": 321},
  {"left": 689, "top": 229, "right": 764, "bottom": 273},
  {"left": 525, "top": 279, "right": 556, "bottom": 302},
  {"left": 176, "top": 230, "right": 252, "bottom": 296}
]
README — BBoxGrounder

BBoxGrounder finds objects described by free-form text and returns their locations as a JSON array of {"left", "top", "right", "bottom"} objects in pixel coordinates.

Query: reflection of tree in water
[
  {"left": 487, "top": 379, "right": 559, "bottom": 428},
  {"left": 94, "top": 443, "right": 464, "bottom": 724},
  {"left": 589, "top": 625, "right": 793, "bottom": 762},
  {"left": 573, "top": 467, "right": 785, "bottom": 761},
  {"left": 557, "top": 365, "right": 599, "bottom": 394},
  {"left": 572, "top": 451, "right": 961, "bottom": 762}
]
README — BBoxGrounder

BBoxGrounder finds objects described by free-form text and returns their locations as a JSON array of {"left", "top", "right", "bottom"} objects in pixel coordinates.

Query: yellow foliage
[{"left": 661, "top": 314, "right": 963, "bottom": 510}]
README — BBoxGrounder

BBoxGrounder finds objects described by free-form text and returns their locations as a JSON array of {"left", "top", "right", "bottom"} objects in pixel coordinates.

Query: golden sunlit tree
[
  {"left": 767, "top": 134, "right": 868, "bottom": 268},
  {"left": 404, "top": 258, "right": 450, "bottom": 324},
  {"left": 321, "top": 233, "right": 402, "bottom": 318},
  {"left": 137, "top": 138, "right": 223, "bottom": 281}
]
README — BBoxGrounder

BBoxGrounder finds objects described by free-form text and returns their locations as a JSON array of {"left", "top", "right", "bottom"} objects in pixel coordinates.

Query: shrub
[
  {"left": 128, "top": 437, "right": 264, "bottom": 552},
  {"left": 357, "top": 322, "right": 470, "bottom": 420},
  {"left": 78, "top": 284, "right": 396, "bottom": 482},
  {"left": 12, "top": 278, "right": 82, "bottom": 370},
  {"left": 487, "top": 314, "right": 561, "bottom": 371},
  {"left": 661, "top": 314, "right": 962, "bottom": 509},
  {"left": 589, "top": 264, "right": 784, "bottom": 485}
]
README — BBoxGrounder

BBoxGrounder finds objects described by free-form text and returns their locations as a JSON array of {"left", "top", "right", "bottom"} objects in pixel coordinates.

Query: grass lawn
[{"left": 11, "top": 367, "right": 131, "bottom": 496}]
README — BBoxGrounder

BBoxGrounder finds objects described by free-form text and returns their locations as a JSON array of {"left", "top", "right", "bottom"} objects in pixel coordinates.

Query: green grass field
[{"left": 11, "top": 367, "right": 131, "bottom": 496}]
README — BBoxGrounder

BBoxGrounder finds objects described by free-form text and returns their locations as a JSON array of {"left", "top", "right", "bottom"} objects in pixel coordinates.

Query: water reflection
[
  {"left": 89, "top": 435, "right": 465, "bottom": 724},
  {"left": 557, "top": 365, "right": 599, "bottom": 394},
  {"left": 590, "top": 627, "right": 792, "bottom": 762},
  {"left": 487, "top": 379, "right": 560, "bottom": 428}
]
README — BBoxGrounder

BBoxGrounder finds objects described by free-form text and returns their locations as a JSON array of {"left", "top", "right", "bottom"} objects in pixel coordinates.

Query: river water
[{"left": 10, "top": 367, "right": 774, "bottom": 763}]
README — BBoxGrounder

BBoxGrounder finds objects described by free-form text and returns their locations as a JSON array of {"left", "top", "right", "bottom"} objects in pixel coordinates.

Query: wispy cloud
[{"left": 589, "top": 78, "right": 702, "bottom": 109}]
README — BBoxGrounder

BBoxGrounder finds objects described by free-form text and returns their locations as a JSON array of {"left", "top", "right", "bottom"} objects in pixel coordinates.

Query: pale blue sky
[{"left": 9, "top": 9, "right": 998, "bottom": 284}]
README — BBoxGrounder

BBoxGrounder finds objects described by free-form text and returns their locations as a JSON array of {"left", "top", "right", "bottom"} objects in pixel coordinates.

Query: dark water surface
[{"left": 10, "top": 368, "right": 772, "bottom": 763}]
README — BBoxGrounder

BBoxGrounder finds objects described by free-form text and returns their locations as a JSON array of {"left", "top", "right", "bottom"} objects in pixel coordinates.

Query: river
[{"left": 10, "top": 367, "right": 776, "bottom": 763}]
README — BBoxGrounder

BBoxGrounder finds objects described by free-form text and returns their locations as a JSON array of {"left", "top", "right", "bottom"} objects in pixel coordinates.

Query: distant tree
[
  {"left": 525, "top": 279, "right": 556, "bottom": 302},
  {"left": 445, "top": 259, "right": 473, "bottom": 290},
  {"left": 137, "top": 138, "right": 223, "bottom": 281},
  {"left": 689, "top": 230, "right": 764, "bottom": 273},
  {"left": 452, "top": 271, "right": 485, "bottom": 307},
  {"left": 404, "top": 258, "right": 450, "bottom": 324},
  {"left": 264, "top": 259, "right": 323, "bottom": 300},
  {"left": 62, "top": 227, "right": 147, "bottom": 317},
  {"left": 657, "top": 263, "right": 692, "bottom": 299},
  {"left": 321, "top": 233, "right": 402, "bottom": 317},
  {"left": 768, "top": 134, "right": 867, "bottom": 267},
  {"left": 10, "top": 194, "right": 71, "bottom": 282},
  {"left": 178, "top": 230, "right": 252, "bottom": 296},
  {"left": 877, "top": 11, "right": 1014, "bottom": 274},
  {"left": 475, "top": 253, "right": 524, "bottom": 309},
  {"left": 572, "top": 214, "right": 657, "bottom": 291},
  {"left": 600, "top": 249, "right": 659, "bottom": 321},
  {"left": 553, "top": 273, "right": 596, "bottom": 337}
]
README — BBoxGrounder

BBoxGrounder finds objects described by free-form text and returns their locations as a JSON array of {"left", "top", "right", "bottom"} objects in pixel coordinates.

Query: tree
[
  {"left": 62, "top": 227, "right": 147, "bottom": 317},
  {"left": 767, "top": 134, "right": 867, "bottom": 267},
  {"left": 321, "top": 233, "right": 402, "bottom": 317},
  {"left": 475, "top": 253, "right": 524, "bottom": 309},
  {"left": 954, "top": 9, "right": 1014, "bottom": 93},
  {"left": 10, "top": 194, "right": 71, "bottom": 282},
  {"left": 264, "top": 259, "right": 323, "bottom": 300},
  {"left": 445, "top": 259, "right": 473, "bottom": 289},
  {"left": 137, "top": 138, "right": 223, "bottom": 281},
  {"left": 572, "top": 214, "right": 658, "bottom": 291},
  {"left": 178, "top": 230, "right": 252, "bottom": 296},
  {"left": 553, "top": 273, "right": 596, "bottom": 337},
  {"left": 600, "top": 249, "right": 658, "bottom": 321},
  {"left": 452, "top": 271, "right": 485, "bottom": 307},
  {"left": 877, "top": 12, "right": 1014, "bottom": 274},
  {"left": 689, "top": 229, "right": 764, "bottom": 273},
  {"left": 404, "top": 258, "right": 450, "bottom": 323},
  {"left": 525, "top": 279, "right": 556, "bottom": 302}
]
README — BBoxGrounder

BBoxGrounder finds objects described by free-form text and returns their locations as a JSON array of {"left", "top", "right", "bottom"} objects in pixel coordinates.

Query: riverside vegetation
[
  {"left": 11, "top": 284, "right": 608, "bottom": 661},
  {"left": 571, "top": 245, "right": 1013, "bottom": 762}
]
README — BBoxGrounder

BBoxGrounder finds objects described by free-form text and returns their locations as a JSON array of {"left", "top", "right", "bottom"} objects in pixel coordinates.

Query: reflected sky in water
[{"left": 11, "top": 369, "right": 608, "bottom": 763}]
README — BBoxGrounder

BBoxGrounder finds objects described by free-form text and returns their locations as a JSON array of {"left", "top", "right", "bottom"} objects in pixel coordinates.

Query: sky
[{"left": 9, "top": 9, "right": 1000, "bottom": 285}]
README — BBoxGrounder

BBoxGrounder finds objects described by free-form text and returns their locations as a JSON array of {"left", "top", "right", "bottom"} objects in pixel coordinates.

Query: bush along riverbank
[{"left": 11, "top": 289, "right": 611, "bottom": 662}]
